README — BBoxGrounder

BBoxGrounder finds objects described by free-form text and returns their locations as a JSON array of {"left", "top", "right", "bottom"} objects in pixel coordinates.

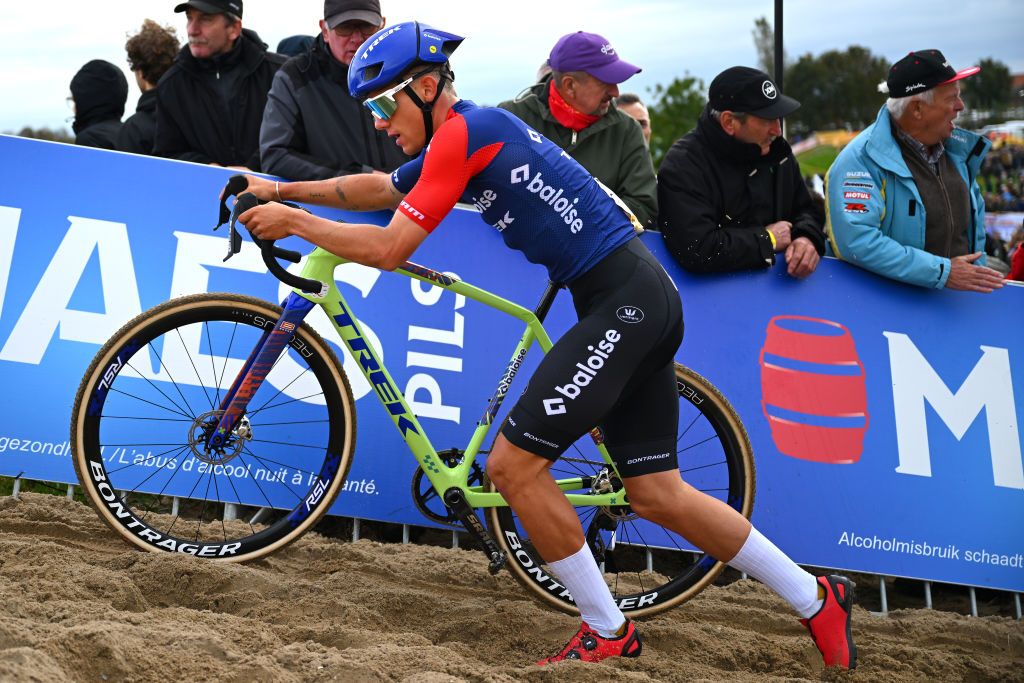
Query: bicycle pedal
[{"left": 487, "top": 550, "right": 507, "bottom": 575}]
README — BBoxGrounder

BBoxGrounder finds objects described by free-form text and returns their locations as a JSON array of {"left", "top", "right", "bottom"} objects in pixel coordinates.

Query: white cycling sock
[
  {"left": 548, "top": 543, "right": 625, "bottom": 638},
  {"left": 728, "top": 526, "right": 823, "bottom": 619}
]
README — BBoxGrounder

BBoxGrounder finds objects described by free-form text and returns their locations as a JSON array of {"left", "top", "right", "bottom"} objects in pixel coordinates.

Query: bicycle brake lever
[
  {"left": 214, "top": 174, "right": 251, "bottom": 230},
  {"left": 223, "top": 192, "right": 260, "bottom": 262}
]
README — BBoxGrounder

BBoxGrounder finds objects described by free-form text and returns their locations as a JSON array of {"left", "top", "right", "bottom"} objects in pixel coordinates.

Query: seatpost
[{"left": 533, "top": 282, "right": 562, "bottom": 324}]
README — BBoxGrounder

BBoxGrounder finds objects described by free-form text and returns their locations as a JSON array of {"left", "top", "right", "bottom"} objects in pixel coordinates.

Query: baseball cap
[
  {"left": 708, "top": 66, "right": 800, "bottom": 119},
  {"left": 548, "top": 31, "right": 641, "bottom": 85},
  {"left": 174, "top": 0, "right": 242, "bottom": 18},
  {"left": 324, "top": 0, "right": 382, "bottom": 30},
  {"left": 885, "top": 49, "right": 979, "bottom": 98}
]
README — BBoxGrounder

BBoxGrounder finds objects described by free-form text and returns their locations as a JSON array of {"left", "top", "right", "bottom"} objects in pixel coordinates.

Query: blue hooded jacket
[{"left": 825, "top": 105, "right": 990, "bottom": 288}]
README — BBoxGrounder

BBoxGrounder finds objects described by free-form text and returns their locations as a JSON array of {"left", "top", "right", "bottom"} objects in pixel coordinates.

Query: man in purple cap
[
  {"left": 154, "top": 0, "right": 285, "bottom": 169},
  {"left": 499, "top": 31, "right": 657, "bottom": 229},
  {"left": 259, "top": 0, "right": 411, "bottom": 180},
  {"left": 826, "top": 49, "right": 1004, "bottom": 292}
]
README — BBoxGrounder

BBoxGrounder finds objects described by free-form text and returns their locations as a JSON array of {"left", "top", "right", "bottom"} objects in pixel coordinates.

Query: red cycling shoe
[
  {"left": 537, "top": 620, "right": 643, "bottom": 665},
  {"left": 801, "top": 574, "right": 857, "bottom": 669}
]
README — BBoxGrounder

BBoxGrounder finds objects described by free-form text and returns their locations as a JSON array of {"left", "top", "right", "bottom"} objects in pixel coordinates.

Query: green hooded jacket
[{"left": 498, "top": 76, "right": 658, "bottom": 229}]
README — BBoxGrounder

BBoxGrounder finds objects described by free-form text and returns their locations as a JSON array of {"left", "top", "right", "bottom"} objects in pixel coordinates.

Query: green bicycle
[{"left": 70, "top": 188, "right": 755, "bottom": 618}]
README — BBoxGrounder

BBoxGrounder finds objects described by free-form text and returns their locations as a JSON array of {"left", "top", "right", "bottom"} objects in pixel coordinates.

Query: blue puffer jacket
[{"left": 825, "top": 105, "right": 990, "bottom": 288}]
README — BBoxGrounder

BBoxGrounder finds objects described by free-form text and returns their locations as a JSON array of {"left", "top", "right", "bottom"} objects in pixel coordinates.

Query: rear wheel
[
  {"left": 488, "top": 363, "right": 754, "bottom": 617},
  {"left": 70, "top": 293, "right": 356, "bottom": 561}
]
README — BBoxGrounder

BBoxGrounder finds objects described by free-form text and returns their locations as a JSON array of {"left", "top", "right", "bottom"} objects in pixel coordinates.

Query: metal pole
[
  {"left": 924, "top": 581, "right": 933, "bottom": 609},
  {"left": 172, "top": 497, "right": 180, "bottom": 517},
  {"left": 879, "top": 576, "right": 889, "bottom": 615},
  {"left": 645, "top": 550, "right": 653, "bottom": 573},
  {"left": 969, "top": 587, "right": 978, "bottom": 617},
  {"left": 11, "top": 477, "right": 20, "bottom": 497},
  {"left": 1015, "top": 593, "right": 1021, "bottom": 620},
  {"left": 402, "top": 524, "right": 410, "bottom": 544},
  {"left": 248, "top": 506, "right": 266, "bottom": 525},
  {"left": 352, "top": 517, "right": 360, "bottom": 541},
  {"left": 66, "top": 484, "right": 74, "bottom": 499},
  {"left": 773, "top": 0, "right": 784, "bottom": 89},
  {"left": 224, "top": 503, "right": 237, "bottom": 521},
  {"left": 452, "top": 530, "right": 459, "bottom": 549}
]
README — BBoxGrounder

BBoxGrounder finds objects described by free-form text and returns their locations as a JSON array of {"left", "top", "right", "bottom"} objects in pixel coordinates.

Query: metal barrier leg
[
  {"left": 12, "top": 477, "right": 21, "bottom": 497},
  {"left": 66, "top": 484, "right": 74, "bottom": 499},
  {"left": 646, "top": 549, "right": 653, "bottom": 573},
  {"left": 224, "top": 503, "right": 237, "bottom": 522},
  {"left": 402, "top": 524, "right": 410, "bottom": 544},
  {"left": 352, "top": 518, "right": 360, "bottom": 541},
  {"left": 969, "top": 587, "right": 978, "bottom": 617},
  {"left": 879, "top": 576, "right": 889, "bottom": 615},
  {"left": 1015, "top": 593, "right": 1021, "bottom": 620},
  {"left": 924, "top": 581, "right": 933, "bottom": 609},
  {"left": 452, "top": 530, "right": 459, "bottom": 549},
  {"left": 171, "top": 497, "right": 180, "bottom": 517},
  {"left": 249, "top": 507, "right": 267, "bottom": 525}
]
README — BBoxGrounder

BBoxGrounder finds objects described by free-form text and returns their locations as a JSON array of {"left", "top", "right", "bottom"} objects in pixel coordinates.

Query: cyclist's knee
[
  {"left": 486, "top": 437, "right": 549, "bottom": 490},
  {"left": 624, "top": 472, "right": 689, "bottom": 520}
]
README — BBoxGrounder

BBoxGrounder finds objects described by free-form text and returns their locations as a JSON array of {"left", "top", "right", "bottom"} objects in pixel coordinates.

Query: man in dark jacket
[
  {"left": 154, "top": 0, "right": 285, "bottom": 169},
  {"left": 70, "top": 60, "right": 128, "bottom": 150},
  {"left": 658, "top": 67, "right": 825, "bottom": 277},
  {"left": 499, "top": 31, "right": 657, "bottom": 229},
  {"left": 259, "top": 0, "right": 410, "bottom": 180},
  {"left": 118, "top": 19, "right": 180, "bottom": 155}
]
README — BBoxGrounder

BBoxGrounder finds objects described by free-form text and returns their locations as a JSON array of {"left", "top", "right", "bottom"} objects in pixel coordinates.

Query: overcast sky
[{"left": 2, "top": 0, "right": 1021, "bottom": 133}]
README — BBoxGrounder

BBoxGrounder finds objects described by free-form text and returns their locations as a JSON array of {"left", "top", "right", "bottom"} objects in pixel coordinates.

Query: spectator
[
  {"left": 69, "top": 60, "right": 128, "bottom": 150},
  {"left": 118, "top": 20, "right": 180, "bottom": 155},
  {"left": 154, "top": 0, "right": 285, "bottom": 170},
  {"left": 1007, "top": 225, "right": 1024, "bottom": 282},
  {"left": 499, "top": 31, "right": 657, "bottom": 229},
  {"left": 658, "top": 67, "right": 825, "bottom": 277},
  {"left": 615, "top": 93, "right": 651, "bottom": 146},
  {"left": 260, "top": 0, "right": 409, "bottom": 181},
  {"left": 276, "top": 35, "right": 315, "bottom": 57},
  {"left": 826, "top": 50, "right": 1004, "bottom": 293}
]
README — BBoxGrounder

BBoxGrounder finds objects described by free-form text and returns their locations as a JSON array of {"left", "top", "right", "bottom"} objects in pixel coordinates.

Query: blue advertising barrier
[{"left": 0, "top": 135, "right": 1021, "bottom": 591}]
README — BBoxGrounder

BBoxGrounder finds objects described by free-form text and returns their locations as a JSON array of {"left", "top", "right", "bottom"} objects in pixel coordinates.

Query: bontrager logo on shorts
[
  {"left": 543, "top": 329, "right": 620, "bottom": 416},
  {"left": 616, "top": 306, "right": 644, "bottom": 323}
]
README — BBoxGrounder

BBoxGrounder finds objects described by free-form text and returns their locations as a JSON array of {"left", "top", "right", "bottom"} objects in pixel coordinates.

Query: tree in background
[
  {"left": 10, "top": 127, "right": 74, "bottom": 144},
  {"left": 752, "top": 16, "right": 787, "bottom": 80},
  {"left": 646, "top": 75, "right": 706, "bottom": 170},
  {"left": 962, "top": 57, "right": 1012, "bottom": 113},
  {"left": 783, "top": 46, "right": 889, "bottom": 136}
]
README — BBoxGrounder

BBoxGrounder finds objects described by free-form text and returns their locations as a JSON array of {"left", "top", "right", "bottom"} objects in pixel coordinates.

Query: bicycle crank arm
[{"left": 442, "top": 488, "right": 507, "bottom": 575}]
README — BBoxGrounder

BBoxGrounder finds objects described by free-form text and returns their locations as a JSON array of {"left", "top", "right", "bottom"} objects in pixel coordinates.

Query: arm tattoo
[{"left": 333, "top": 180, "right": 352, "bottom": 209}]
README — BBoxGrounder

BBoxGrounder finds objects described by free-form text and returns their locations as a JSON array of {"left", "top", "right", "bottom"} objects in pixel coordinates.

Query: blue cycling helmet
[{"left": 348, "top": 21, "right": 464, "bottom": 144}]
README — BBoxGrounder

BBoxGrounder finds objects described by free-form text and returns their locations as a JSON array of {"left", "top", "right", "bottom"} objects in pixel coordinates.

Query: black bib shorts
[{"left": 501, "top": 238, "right": 685, "bottom": 478}]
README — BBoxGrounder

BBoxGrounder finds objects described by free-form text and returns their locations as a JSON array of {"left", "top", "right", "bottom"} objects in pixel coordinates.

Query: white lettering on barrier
[
  {"left": 0, "top": 216, "right": 142, "bottom": 364},
  {"left": 884, "top": 332, "right": 1024, "bottom": 489},
  {"left": 405, "top": 276, "right": 464, "bottom": 424},
  {"left": 0, "top": 206, "right": 20, "bottom": 323}
]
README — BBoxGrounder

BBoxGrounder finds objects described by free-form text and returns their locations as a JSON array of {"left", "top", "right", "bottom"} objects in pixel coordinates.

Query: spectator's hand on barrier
[
  {"left": 785, "top": 236, "right": 820, "bottom": 279},
  {"left": 766, "top": 221, "right": 792, "bottom": 252},
  {"left": 238, "top": 202, "right": 303, "bottom": 242},
  {"left": 946, "top": 252, "right": 1006, "bottom": 293}
]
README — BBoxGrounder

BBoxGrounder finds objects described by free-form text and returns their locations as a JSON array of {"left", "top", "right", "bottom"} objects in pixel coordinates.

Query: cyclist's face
[
  {"left": 561, "top": 72, "right": 619, "bottom": 117},
  {"left": 371, "top": 76, "right": 434, "bottom": 154},
  {"left": 320, "top": 18, "right": 383, "bottom": 65},
  {"left": 185, "top": 9, "right": 240, "bottom": 59}
]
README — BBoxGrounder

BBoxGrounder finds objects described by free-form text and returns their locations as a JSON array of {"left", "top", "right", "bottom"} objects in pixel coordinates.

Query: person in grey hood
[
  {"left": 259, "top": 0, "right": 411, "bottom": 180},
  {"left": 153, "top": 0, "right": 285, "bottom": 169},
  {"left": 70, "top": 59, "right": 128, "bottom": 150}
]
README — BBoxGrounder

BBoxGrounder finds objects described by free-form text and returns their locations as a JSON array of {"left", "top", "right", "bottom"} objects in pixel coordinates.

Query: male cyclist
[{"left": 232, "top": 21, "right": 856, "bottom": 670}]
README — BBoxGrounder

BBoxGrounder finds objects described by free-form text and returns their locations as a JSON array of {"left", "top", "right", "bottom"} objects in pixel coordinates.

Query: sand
[{"left": 0, "top": 493, "right": 1021, "bottom": 682}]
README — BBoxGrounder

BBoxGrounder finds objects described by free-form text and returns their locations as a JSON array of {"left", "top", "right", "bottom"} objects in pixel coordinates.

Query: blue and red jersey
[{"left": 392, "top": 100, "right": 635, "bottom": 284}]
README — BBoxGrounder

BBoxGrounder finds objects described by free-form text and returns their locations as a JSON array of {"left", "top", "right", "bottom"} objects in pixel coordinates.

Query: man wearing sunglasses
[
  {"left": 259, "top": 0, "right": 411, "bottom": 181},
  {"left": 232, "top": 21, "right": 856, "bottom": 671}
]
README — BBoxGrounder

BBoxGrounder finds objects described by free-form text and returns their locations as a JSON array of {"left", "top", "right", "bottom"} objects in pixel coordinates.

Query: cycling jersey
[{"left": 392, "top": 99, "right": 635, "bottom": 284}]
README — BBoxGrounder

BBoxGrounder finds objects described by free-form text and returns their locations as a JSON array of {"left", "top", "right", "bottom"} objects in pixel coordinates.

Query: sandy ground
[{"left": 0, "top": 493, "right": 1021, "bottom": 682}]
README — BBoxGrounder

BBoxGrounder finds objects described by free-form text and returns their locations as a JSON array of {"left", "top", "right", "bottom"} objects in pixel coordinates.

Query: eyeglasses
[
  {"left": 362, "top": 75, "right": 415, "bottom": 121},
  {"left": 65, "top": 96, "right": 75, "bottom": 110},
  {"left": 333, "top": 22, "right": 379, "bottom": 38}
]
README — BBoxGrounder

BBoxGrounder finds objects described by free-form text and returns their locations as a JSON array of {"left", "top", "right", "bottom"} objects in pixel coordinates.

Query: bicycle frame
[{"left": 206, "top": 246, "right": 628, "bottom": 512}]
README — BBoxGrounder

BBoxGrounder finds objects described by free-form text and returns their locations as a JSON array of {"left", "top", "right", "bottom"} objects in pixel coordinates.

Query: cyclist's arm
[{"left": 233, "top": 173, "right": 404, "bottom": 211}]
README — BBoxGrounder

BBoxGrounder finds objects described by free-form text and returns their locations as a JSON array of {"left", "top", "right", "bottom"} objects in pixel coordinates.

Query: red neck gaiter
[{"left": 547, "top": 80, "right": 600, "bottom": 132}]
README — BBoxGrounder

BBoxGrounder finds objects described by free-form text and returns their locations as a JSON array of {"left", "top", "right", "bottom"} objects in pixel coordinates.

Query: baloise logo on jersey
[
  {"left": 510, "top": 164, "right": 584, "bottom": 234},
  {"left": 543, "top": 329, "right": 621, "bottom": 416}
]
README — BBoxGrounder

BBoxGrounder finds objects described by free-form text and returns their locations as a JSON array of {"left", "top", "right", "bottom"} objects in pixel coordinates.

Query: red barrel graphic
[{"left": 759, "top": 316, "right": 868, "bottom": 464}]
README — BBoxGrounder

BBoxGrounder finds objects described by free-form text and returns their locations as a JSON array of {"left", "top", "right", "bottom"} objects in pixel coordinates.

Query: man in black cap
[
  {"left": 259, "top": 0, "right": 410, "bottom": 181},
  {"left": 826, "top": 50, "right": 1004, "bottom": 292},
  {"left": 658, "top": 66, "right": 825, "bottom": 277},
  {"left": 153, "top": 0, "right": 285, "bottom": 169}
]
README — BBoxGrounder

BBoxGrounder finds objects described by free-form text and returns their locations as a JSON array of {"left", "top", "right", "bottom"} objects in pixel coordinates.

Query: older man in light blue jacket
[{"left": 825, "top": 49, "right": 1004, "bottom": 293}]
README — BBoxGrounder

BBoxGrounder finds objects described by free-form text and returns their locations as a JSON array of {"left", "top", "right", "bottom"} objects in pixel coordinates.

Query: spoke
[
  {"left": 248, "top": 391, "right": 327, "bottom": 416},
  {"left": 679, "top": 434, "right": 719, "bottom": 453},
  {"left": 103, "top": 444, "right": 193, "bottom": 475},
  {"left": 677, "top": 411, "right": 703, "bottom": 444},
  {"left": 107, "top": 385, "right": 193, "bottom": 421},
  {"left": 247, "top": 364, "right": 314, "bottom": 417},
  {"left": 248, "top": 437, "right": 332, "bottom": 451},
  {"left": 101, "top": 415, "right": 193, "bottom": 422},
  {"left": 679, "top": 459, "right": 727, "bottom": 475},
  {"left": 177, "top": 326, "right": 216, "bottom": 412},
  {"left": 234, "top": 450, "right": 286, "bottom": 510},
  {"left": 150, "top": 338, "right": 202, "bottom": 421}
]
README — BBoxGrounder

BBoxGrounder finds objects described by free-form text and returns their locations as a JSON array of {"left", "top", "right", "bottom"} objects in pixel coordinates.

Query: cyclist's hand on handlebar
[
  {"left": 238, "top": 202, "right": 302, "bottom": 241},
  {"left": 220, "top": 174, "right": 277, "bottom": 202}
]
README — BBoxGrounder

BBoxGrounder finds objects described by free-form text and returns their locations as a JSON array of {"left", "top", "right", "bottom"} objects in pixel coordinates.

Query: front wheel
[
  {"left": 488, "top": 363, "right": 755, "bottom": 618},
  {"left": 70, "top": 293, "right": 356, "bottom": 562}
]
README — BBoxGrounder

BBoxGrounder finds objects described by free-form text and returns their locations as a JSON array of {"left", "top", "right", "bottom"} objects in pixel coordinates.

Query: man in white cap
[
  {"left": 499, "top": 31, "right": 657, "bottom": 229},
  {"left": 826, "top": 49, "right": 1003, "bottom": 292},
  {"left": 260, "top": 0, "right": 411, "bottom": 180}
]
